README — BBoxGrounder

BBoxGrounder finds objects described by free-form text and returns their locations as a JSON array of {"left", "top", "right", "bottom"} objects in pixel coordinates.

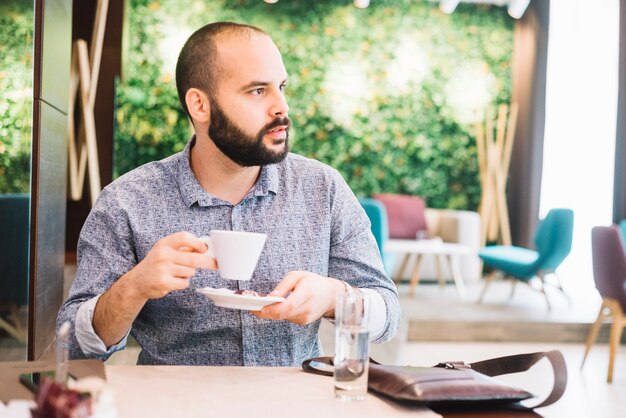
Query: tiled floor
[
  {"left": 399, "top": 280, "right": 606, "bottom": 344},
  {"left": 399, "top": 278, "right": 599, "bottom": 324}
]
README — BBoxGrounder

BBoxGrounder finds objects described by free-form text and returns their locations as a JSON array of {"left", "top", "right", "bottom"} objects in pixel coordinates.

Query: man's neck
[{"left": 190, "top": 136, "right": 261, "bottom": 205}]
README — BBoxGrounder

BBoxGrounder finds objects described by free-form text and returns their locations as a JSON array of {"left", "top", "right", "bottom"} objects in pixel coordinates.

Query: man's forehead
[
  {"left": 215, "top": 32, "right": 287, "bottom": 81},
  {"left": 215, "top": 31, "right": 275, "bottom": 60}
]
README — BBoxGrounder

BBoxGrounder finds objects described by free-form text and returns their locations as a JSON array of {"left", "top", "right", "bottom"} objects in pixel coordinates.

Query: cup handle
[{"left": 198, "top": 236, "right": 214, "bottom": 258}]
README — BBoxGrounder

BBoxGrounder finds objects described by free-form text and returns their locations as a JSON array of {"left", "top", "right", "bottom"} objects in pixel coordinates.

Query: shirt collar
[{"left": 176, "top": 136, "right": 280, "bottom": 208}]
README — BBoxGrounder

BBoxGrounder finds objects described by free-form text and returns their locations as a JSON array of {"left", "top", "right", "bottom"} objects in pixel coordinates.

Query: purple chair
[{"left": 581, "top": 225, "right": 626, "bottom": 383}]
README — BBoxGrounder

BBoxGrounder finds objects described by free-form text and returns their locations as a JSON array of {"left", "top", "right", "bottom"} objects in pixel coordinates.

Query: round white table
[{"left": 385, "top": 239, "right": 473, "bottom": 299}]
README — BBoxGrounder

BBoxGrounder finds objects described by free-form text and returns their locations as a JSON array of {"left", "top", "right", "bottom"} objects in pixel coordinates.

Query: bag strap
[
  {"left": 466, "top": 350, "right": 567, "bottom": 408},
  {"left": 301, "top": 356, "right": 334, "bottom": 377},
  {"left": 301, "top": 350, "right": 567, "bottom": 409}
]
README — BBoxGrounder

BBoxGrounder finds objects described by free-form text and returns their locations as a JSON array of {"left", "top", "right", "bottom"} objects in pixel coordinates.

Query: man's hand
[
  {"left": 125, "top": 231, "right": 217, "bottom": 301},
  {"left": 93, "top": 231, "right": 217, "bottom": 347},
  {"left": 253, "top": 271, "right": 346, "bottom": 325}
]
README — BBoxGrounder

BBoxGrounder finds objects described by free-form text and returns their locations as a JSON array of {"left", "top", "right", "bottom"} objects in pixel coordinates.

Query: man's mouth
[
  {"left": 267, "top": 125, "right": 288, "bottom": 134},
  {"left": 265, "top": 125, "right": 288, "bottom": 142}
]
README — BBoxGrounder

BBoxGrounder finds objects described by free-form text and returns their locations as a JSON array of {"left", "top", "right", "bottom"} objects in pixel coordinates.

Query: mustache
[{"left": 262, "top": 116, "right": 291, "bottom": 134}]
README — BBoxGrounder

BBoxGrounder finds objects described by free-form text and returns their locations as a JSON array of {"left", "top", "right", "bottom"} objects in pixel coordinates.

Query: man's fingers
[
  {"left": 253, "top": 300, "right": 284, "bottom": 319},
  {"left": 261, "top": 287, "right": 312, "bottom": 319},
  {"left": 163, "top": 231, "right": 209, "bottom": 254},
  {"left": 258, "top": 299, "right": 292, "bottom": 319},
  {"left": 174, "top": 250, "right": 217, "bottom": 270},
  {"left": 164, "top": 276, "right": 191, "bottom": 291},
  {"left": 255, "top": 273, "right": 340, "bottom": 325},
  {"left": 269, "top": 271, "right": 304, "bottom": 297},
  {"left": 170, "top": 264, "right": 197, "bottom": 279}
]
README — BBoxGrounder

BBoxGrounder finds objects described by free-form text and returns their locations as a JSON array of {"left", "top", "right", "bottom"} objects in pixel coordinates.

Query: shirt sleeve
[
  {"left": 326, "top": 169, "right": 401, "bottom": 344},
  {"left": 359, "top": 288, "right": 387, "bottom": 341},
  {"left": 57, "top": 187, "right": 138, "bottom": 361},
  {"left": 75, "top": 294, "right": 129, "bottom": 357}
]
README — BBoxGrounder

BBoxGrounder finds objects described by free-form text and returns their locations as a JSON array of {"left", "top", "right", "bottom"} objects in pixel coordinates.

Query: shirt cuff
[
  {"left": 75, "top": 294, "right": 129, "bottom": 356},
  {"left": 358, "top": 288, "right": 387, "bottom": 341}
]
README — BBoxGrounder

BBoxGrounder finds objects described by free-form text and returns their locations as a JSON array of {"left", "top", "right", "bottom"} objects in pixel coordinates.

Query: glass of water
[{"left": 334, "top": 290, "right": 369, "bottom": 401}]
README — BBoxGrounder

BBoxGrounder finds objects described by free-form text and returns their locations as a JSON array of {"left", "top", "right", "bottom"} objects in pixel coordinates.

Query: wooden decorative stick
[
  {"left": 476, "top": 103, "right": 517, "bottom": 246},
  {"left": 67, "top": 0, "right": 109, "bottom": 206}
]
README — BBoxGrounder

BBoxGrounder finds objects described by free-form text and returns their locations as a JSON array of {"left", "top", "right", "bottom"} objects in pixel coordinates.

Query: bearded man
[{"left": 57, "top": 22, "right": 400, "bottom": 366}]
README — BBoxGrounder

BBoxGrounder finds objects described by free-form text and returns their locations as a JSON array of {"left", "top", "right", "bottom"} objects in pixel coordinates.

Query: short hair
[{"left": 175, "top": 22, "right": 268, "bottom": 117}]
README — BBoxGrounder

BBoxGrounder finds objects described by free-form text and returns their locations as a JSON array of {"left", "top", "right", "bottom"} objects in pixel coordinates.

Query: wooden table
[
  {"left": 111, "top": 366, "right": 444, "bottom": 418},
  {"left": 385, "top": 239, "right": 473, "bottom": 299},
  {"left": 0, "top": 361, "right": 550, "bottom": 418}
]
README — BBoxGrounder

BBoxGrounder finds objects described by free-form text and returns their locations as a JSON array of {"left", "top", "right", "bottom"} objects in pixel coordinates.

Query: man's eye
[
  {"left": 279, "top": 83, "right": 287, "bottom": 92},
  {"left": 252, "top": 88, "right": 265, "bottom": 95}
]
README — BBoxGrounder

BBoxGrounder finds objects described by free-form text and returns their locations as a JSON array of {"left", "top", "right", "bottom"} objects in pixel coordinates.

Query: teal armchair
[
  {"left": 619, "top": 219, "right": 626, "bottom": 244},
  {"left": 358, "top": 197, "right": 393, "bottom": 274},
  {"left": 477, "top": 208, "right": 574, "bottom": 309},
  {"left": 0, "top": 194, "right": 30, "bottom": 342}
]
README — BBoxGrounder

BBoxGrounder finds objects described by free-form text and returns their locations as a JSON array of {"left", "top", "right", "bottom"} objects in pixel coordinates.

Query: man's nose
[{"left": 269, "top": 90, "right": 289, "bottom": 117}]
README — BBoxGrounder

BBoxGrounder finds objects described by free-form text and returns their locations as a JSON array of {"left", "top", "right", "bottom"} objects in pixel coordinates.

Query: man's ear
[{"left": 185, "top": 88, "right": 211, "bottom": 123}]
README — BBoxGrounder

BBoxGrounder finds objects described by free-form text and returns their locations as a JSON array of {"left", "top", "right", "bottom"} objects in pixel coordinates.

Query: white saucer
[{"left": 196, "top": 287, "right": 285, "bottom": 311}]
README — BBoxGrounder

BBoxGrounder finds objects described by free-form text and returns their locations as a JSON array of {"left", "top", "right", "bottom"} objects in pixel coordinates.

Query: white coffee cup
[{"left": 199, "top": 230, "right": 267, "bottom": 280}]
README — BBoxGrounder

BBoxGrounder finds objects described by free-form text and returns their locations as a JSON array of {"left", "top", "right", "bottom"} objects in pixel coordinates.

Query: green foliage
[
  {"left": 116, "top": 0, "right": 513, "bottom": 210},
  {"left": 0, "top": 0, "right": 33, "bottom": 194}
]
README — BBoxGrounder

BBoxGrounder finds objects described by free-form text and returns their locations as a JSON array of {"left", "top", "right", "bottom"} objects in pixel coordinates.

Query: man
[{"left": 57, "top": 22, "right": 400, "bottom": 366}]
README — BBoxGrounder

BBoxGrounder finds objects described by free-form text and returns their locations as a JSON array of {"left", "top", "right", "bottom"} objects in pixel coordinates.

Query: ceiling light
[
  {"left": 354, "top": 0, "right": 370, "bottom": 9},
  {"left": 439, "top": 0, "right": 461, "bottom": 14},
  {"left": 507, "top": 0, "right": 530, "bottom": 19}
]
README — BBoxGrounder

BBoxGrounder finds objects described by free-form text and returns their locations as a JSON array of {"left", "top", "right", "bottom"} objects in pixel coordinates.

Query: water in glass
[{"left": 334, "top": 325, "right": 369, "bottom": 400}]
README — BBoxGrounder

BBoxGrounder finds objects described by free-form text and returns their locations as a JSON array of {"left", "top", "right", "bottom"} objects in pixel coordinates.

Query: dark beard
[{"left": 208, "top": 102, "right": 290, "bottom": 167}]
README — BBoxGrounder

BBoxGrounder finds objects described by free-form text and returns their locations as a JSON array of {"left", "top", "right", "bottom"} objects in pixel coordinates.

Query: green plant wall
[
  {"left": 0, "top": 0, "right": 33, "bottom": 194},
  {"left": 115, "top": 0, "right": 513, "bottom": 210}
]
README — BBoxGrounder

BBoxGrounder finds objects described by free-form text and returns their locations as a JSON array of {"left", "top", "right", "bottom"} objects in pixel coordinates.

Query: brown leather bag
[{"left": 302, "top": 351, "right": 567, "bottom": 409}]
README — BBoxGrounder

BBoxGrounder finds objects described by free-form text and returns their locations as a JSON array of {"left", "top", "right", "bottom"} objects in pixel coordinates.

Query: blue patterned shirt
[{"left": 57, "top": 138, "right": 400, "bottom": 366}]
